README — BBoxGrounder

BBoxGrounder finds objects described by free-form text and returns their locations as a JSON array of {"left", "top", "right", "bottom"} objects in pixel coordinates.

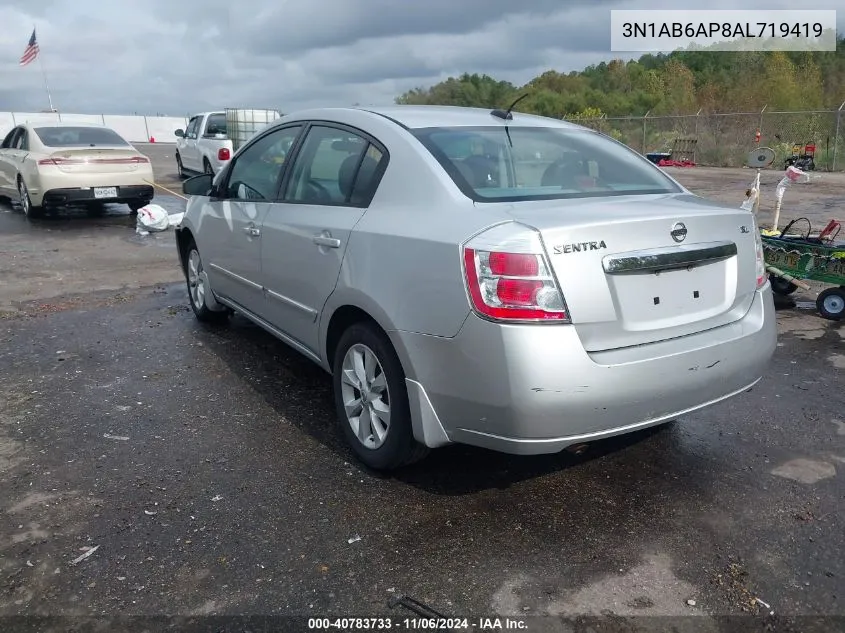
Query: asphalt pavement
[{"left": 0, "top": 144, "right": 843, "bottom": 631}]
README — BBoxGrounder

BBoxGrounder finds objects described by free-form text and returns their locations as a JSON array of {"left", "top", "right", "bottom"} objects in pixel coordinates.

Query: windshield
[
  {"left": 412, "top": 125, "right": 681, "bottom": 202},
  {"left": 33, "top": 126, "right": 131, "bottom": 148}
]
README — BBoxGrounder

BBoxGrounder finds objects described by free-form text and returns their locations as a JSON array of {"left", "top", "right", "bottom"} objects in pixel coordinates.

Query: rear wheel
[
  {"left": 128, "top": 200, "right": 149, "bottom": 215},
  {"left": 185, "top": 239, "right": 229, "bottom": 324},
  {"left": 332, "top": 322, "right": 429, "bottom": 470},
  {"left": 817, "top": 287, "right": 845, "bottom": 321},
  {"left": 85, "top": 202, "right": 106, "bottom": 216},
  {"left": 18, "top": 178, "right": 42, "bottom": 219},
  {"left": 203, "top": 159, "right": 214, "bottom": 175}
]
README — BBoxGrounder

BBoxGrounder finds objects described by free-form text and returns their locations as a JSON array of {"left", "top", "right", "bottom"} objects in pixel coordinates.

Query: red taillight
[
  {"left": 38, "top": 157, "right": 84, "bottom": 166},
  {"left": 37, "top": 156, "right": 149, "bottom": 165},
  {"left": 218, "top": 148, "right": 230, "bottom": 161},
  {"left": 463, "top": 248, "right": 569, "bottom": 322},
  {"left": 496, "top": 278, "right": 544, "bottom": 306},
  {"left": 489, "top": 252, "right": 538, "bottom": 276}
]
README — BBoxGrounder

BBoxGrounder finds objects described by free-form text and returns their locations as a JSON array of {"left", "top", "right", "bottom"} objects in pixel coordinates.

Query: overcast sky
[{"left": 0, "top": 0, "right": 842, "bottom": 116}]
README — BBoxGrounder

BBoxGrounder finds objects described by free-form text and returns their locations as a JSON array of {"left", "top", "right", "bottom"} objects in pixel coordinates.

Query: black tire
[
  {"left": 127, "top": 200, "right": 150, "bottom": 215},
  {"left": 85, "top": 202, "right": 107, "bottom": 216},
  {"left": 176, "top": 153, "right": 185, "bottom": 179},
  {"left": 184, "top": 238, "right": 230, "bottom": 324},
  {"left": 203, "top": 159, "right": 214, "bottom": 175},
  {"left": 816, "top": 287, "right": 845, "bottom": 321},
  {"left": 332, "top": 322, "right": 429, "bottom": 471},
  {"left": 18, "top": 177, "right": 43, "bottom": 219},
  {"left": 769, "top": 273, "right": 798, "bottom": 296}
]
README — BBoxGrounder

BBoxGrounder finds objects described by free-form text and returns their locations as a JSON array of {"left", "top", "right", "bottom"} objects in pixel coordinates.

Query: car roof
[
  {"left": 24, "top": 121, "right": 109, "bottom": 129},
  {"left": 362, "top": 105, "right": 581, "bottom": 130},
  {"left": 281, "top": 105, "right": 583, "bottom": 131}
]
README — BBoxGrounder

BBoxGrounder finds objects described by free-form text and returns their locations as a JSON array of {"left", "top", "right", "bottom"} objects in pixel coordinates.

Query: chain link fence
[{"left": 567, "top": 105, "right": 845, "bottom": 171}]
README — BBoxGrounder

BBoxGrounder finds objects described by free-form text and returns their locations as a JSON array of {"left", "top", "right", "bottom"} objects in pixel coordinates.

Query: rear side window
[
  {"left": 1, "top": 128, "right": 19, "bottom": 148},
  {"left": 282, "top": 125, "right": 386, "bottom": 206},
  {"left": 412, "top": 125, "right": 681, "bottom": 202},
  {"left": 34, "top": 126, "right": 131, "bottom": 147},
  {"left": 204, "top": 114, "right": 227, "bottom": 137},
  {"left": 15, "top": 129, "right": 29, "bottom": 150}
]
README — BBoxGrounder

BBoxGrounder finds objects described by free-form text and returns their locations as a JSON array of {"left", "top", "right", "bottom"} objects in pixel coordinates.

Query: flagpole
[
  {"left": 37, "top": 55, "right": 55, "bottom": 112},
  {"left": 34, "top": 25, "right": 55, "bottom": 112}
]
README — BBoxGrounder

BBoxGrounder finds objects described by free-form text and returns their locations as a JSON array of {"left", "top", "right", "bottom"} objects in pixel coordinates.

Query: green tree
[{"left": 393, "top": 36, "right": 845, "bottom": 115}]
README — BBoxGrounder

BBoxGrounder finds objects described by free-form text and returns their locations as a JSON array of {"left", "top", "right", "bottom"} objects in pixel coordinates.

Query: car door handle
[
  {"left": 243, "top": 226, "right": 260, "bottom": 237},
  {"left": 312, "top": 235, "right": 341, "bottom": 248}
]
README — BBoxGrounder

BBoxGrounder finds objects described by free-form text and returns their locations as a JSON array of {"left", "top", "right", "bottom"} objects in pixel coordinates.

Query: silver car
[{"left": 175, "top": 105, "right": 777, "bottom": 470}]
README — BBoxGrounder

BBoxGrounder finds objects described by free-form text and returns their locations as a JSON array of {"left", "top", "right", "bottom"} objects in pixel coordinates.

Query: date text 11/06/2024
[
  {"left": 308, "top": 617, "right": 528, "bottom": 630},
  {"left": 621, "top": 22, "right": 824, "bottom": 39}
]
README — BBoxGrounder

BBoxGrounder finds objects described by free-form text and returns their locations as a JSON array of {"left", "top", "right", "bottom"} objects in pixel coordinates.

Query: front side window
[
  {"left": 33, "top": 126, "right": 131, "bottom": 148},
  {"left": 185, "top": 117, "right": 199, "bottom": 139},
  {"left": 412, "top": 125, "right": 681, "bottom": 202},
  {"left": 282, "top": 125, "right": 386, "bottom": 206},
  {"left": 225, "top": 125, "right": 302, "bottom": 201}
]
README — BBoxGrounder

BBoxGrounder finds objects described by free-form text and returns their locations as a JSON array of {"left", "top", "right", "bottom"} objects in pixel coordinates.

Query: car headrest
[
  {"left": 339, "top": 153, "right": 379, "bottom": 202},
  {"left": 338, "top": 154, "right": 361, "bottom": 199}
]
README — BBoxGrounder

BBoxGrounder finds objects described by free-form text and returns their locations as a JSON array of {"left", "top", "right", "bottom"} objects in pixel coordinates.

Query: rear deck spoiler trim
[{"left": 602, "top": 241, "right": 737, "bottom": 274}]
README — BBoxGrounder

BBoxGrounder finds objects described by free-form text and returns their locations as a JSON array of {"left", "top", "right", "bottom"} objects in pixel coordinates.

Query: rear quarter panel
[{"left": 320, "top": 111, "right": 511, "bottom": 342}]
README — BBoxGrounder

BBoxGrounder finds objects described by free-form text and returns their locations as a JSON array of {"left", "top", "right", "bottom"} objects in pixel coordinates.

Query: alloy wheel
[
  {"left": 187, "top": 249, "right": 206, "bottom": 310},
  {"left": 18, "top": 180, "right": 30, "bottom": 216},
  {"left": 340, "top": 343, "right": 391, "bottom": 449}
]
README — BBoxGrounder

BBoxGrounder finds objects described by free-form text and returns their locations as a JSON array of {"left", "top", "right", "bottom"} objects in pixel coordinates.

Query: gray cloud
[{"left": 0, "top": 0, "right": 841, "bottom": 116}]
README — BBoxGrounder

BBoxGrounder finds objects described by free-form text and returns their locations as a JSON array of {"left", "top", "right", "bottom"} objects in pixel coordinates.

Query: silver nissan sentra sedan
[{"left": 175, "top": 105, "right": 777, "bottom": 470}]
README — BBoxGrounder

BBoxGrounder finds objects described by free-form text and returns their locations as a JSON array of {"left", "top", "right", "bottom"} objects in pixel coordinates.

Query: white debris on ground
[{"left": 136, "top": 203, "right": 184, "bottom": 236}]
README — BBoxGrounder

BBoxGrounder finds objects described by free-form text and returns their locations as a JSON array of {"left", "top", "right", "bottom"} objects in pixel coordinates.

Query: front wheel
[
  {"left": 332, "top": 322, "right": 429, "bottom": 470},
  {"left": 176, "top": 153, "right": 185, "bottom": 179},
  {"left": 817, "top": 287, "right": 845, "bottom": 321}
]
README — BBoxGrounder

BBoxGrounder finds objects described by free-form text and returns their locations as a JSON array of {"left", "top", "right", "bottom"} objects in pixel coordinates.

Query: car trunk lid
[{"left": 499, "top": 193, "right": 759, "bottom": 352}]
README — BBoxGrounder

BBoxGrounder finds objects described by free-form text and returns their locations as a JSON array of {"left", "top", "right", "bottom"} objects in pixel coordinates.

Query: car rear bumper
[
  {"left": 40, "top": 185, "right": 154, "bottom": 207},
  {"left": 26, "top": 169, "right": 155, "bottom": 206},
  {"left": 392, "top": 284, "right": 777, "bottom": 454}
]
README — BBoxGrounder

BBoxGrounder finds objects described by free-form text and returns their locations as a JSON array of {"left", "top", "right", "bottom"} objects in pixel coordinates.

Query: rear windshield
[
  {"left": 204, "top": 114, "right": 227, "bottom": 137},
  {"left": 412, "top": 125, "right": 681, "bottom": 202},
  {"left": 34, "top": 126, "right": 131, "bottom": 147}
]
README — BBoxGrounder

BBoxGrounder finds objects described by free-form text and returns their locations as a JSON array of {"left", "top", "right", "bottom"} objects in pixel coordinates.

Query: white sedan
[{"left": 0, "top": 122, "right": 155, "bottom": 218}]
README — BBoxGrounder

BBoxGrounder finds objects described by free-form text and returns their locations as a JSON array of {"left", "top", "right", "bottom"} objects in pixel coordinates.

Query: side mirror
[
  {"left": 182, "top": 173, "right": 214, "bottom": 196},
  {"left": 174, "top": 129, "right": 184, "bottom": 138}
]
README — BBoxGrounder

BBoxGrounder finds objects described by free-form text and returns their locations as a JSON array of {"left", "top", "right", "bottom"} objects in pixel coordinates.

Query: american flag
[{"left": 19, "top": 29, "right": 39, "bottom": 67}]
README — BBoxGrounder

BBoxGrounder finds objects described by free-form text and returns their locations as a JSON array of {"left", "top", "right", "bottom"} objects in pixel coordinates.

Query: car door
[
  {"left": 0, "top": 127, "right": 22, "bottom": 195},
  {"left": 199, "top": 123, "right": 305, "bottom": 317},
  {"left": 259, "top": 123, "right": 389, "bottom": 355},
  {"left": 182, "top": 116, "right": 201, "bottom": 171}
]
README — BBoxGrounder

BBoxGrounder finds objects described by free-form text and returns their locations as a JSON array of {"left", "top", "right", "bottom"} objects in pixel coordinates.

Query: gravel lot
[{"left": 0, "top": 143, "right": 843, "bottom": 630}]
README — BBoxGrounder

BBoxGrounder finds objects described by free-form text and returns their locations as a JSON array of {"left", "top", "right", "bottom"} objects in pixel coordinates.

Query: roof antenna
[
  {"left": 491, "top": 93, "right": 529, "bottom": 121},
  {"left": 492, "top": 93, "right": 529, "bottom": 147}
]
